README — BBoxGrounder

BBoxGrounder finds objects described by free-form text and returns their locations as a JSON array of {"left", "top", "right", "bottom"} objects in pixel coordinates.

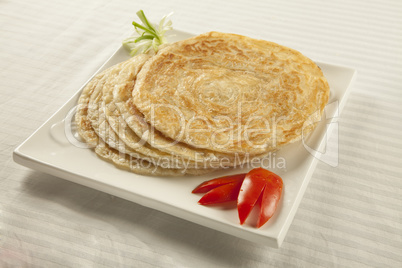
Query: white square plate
[{"left": 13, "top": 29, "right": 356, "bottom": 247}]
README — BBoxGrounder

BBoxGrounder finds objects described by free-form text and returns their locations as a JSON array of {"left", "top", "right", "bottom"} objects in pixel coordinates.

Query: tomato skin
[
  {"left": 237, "top": 168, "right": 283, "bottom": 227},
  {"left": 192, "top": 173, "right": 246, "bottom": 193},
  {"left": 257, "top": 173, "right": 283, "bottom": 228},
  {"left": 198, "top": 180, "right": 243, "bottom": 205}
]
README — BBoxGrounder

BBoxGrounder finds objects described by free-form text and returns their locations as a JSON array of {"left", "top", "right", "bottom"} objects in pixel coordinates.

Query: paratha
[
  {"left": 76, "top": 31, "right": 330, "bottom": 176},
  {"left": 76, "top": 58, "right": 212, "bottom": 176},
  {"left": 102, "top": 54, "right": 213, "bottom": 169},
  {"left": 110, "top": 56, "right": 268, "bottom": 169},
  {"left": 132, "top": 31, "right": 330, "bottom": 155}
]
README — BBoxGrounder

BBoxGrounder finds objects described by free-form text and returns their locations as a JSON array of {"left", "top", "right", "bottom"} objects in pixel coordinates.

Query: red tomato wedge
[
  {"left": 192, "top": 168, "right": 283, "bottom": 228},
  {"left": 198, "top": 180, "right": 243, "bottom": 205},
  {"left": 257, "top": 174, "right": 283, "bottom": 228},
  {"left": 192, "top": 173, "right": 246, "bottom": 193},
  {"left": 237, "top": 168, "right": 283, "bottom": 228}
]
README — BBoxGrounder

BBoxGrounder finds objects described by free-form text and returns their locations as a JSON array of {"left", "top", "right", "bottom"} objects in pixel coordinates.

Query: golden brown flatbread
[
  {"left": 132, "top": 31, "right": 330, "bottom": 155},
  {"left": 111, "top": 55, "right": 265, "bottom": 168},
  {"left": 76, "top": 58, "right": 213, "bottom": 176},
  {"left": 76, "top": 31, "right": 330, "bottom": 176},
  {"left": 103, "top": 54, "right": 213, "bottom": 168}
]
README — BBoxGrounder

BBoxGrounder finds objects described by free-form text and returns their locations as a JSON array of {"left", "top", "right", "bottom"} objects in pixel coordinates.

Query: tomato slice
[
  {"left": 192, "top": 173, "right": 246, "bottom": 193},
  {"left": 257, "top": 172, "right": 283, "bottom": 228},
  {"left": 192, "top": 168, "right": 283, "bottom": 228},
  {"left": 198, "top": 180, "right": 243, "bottom": 205},
  {"left": 237, "top": 168, "right": 283, "bottom": 227}
]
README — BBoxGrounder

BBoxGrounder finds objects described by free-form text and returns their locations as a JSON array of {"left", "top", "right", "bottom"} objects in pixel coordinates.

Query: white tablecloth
[{"left": 1, "top": 0, "right": 401, "bottom": 267}]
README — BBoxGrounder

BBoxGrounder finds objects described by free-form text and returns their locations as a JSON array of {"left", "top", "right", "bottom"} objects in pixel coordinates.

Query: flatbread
[
  {"left": 102, "top": 54, "right": 213, "bottom": 169},
  {"left": 111, "top": 55, "right": 265, "bottom": 169},
  {"left": 76, "top": 31, "right": 330, "bottom": 176},
  {"left": 76, "top": 59, "right": 212, "bottom": 176},
  {"left": 132, "top": 31, "right": 330, "bottom": 155}
]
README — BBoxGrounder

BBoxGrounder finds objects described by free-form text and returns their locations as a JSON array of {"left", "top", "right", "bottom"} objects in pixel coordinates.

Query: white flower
[{"left": 122, "top": 10, "right": 173, "bottom": 56}]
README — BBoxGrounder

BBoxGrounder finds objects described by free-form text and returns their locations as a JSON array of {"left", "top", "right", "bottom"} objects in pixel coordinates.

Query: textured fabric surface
[{"left": 1, "top": 0, "right": 401, "bottom": 267}]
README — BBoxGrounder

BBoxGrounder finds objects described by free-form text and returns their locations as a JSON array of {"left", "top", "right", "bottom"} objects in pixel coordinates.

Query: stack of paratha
[{"left": 75, "top": 32, "right": 330, "bottom": 176}]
